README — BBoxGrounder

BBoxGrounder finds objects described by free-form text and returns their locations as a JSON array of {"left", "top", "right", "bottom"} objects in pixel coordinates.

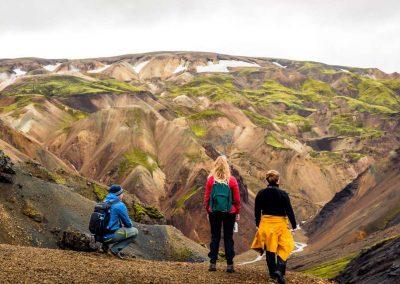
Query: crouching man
[{"left": 101, "top": 185, "right": 138, "bottom": 259}]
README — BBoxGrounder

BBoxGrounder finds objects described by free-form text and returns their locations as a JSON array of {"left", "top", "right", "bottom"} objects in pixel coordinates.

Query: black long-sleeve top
[{"left": 254, "top": 185, "right": 297, "bottom": 229}]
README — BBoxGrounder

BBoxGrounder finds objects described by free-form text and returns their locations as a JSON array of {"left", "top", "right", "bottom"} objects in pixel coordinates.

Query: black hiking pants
[{"left": 208, "top": 212, "right": 236, "bottom": 265}]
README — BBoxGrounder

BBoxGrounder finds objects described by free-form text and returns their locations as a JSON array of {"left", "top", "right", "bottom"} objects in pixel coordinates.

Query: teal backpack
[{"left": 210, "top": 180, "right": 233, "bottom": 212}]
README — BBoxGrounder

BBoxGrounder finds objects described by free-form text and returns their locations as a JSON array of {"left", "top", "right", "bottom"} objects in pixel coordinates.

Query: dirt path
[{"left": 0, "top": 244, "right": 330, "bottom": 283}]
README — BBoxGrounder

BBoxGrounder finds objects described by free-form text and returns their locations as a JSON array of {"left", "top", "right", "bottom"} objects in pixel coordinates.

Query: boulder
[
  {"left": 0, "top": 150, "right": 15, "bottom": 184},
  {"left": 57, "top": 229, "right": 100, "bottom": 252}
]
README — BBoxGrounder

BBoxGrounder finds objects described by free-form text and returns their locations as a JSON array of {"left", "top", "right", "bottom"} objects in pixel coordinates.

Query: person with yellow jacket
[{"left": 251, "top": 170, "right": 296, "bottom": 284}]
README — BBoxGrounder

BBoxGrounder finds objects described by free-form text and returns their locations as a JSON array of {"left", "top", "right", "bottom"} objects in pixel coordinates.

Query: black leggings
[{"left": 208, "top": 212, "right": 236, "bottom": 264}]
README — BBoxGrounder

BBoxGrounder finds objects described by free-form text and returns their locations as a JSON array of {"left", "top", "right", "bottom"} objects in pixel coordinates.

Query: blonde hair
[
  {"left": 210, "top": 156, "right": 231, "bottom": 183},
  {"left": 266, "top": 170, "right": 280, "bottom": 185}
]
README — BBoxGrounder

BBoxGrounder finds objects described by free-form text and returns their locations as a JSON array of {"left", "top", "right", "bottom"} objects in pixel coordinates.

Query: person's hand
[
  {"left": 291, "top": 224, "right": 300, "bottom": 231},
  {"left": 236, "top": 214, "right": 240, "bottom": 221}
]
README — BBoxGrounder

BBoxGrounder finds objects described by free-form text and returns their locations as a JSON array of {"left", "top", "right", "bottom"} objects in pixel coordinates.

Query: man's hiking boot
[
  {"left": 101, "top": 243, "right": 110, "bottom": 253},
  {"left": 226, "top": 264, "right": 235, "bottom": 273},
  {"left": 110, "top": 250, "right": 127, "bottom": 260},
  {"left": 208, "top": 263, "right": 217, "bottom": 271}
]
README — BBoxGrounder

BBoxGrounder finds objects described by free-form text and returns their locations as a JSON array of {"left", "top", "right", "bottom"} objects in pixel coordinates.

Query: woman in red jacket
[{"left": 204, "top": 155, "right": 240, "bottom": 273}]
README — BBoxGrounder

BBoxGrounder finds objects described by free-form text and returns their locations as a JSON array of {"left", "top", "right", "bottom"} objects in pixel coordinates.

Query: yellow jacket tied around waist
[{"left": 251, "top": 215, "right": 295, "bottom": 261}]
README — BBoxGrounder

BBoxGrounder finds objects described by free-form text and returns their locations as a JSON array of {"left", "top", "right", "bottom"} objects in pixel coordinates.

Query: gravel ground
[{"left": 0, "top": 244, "right": 330, "bottom": 283}]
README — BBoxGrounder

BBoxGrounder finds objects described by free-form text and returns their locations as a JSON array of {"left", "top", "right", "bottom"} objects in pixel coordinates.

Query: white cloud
[{"left": 0, "top": 0, "right": 399, "bottom": 73}]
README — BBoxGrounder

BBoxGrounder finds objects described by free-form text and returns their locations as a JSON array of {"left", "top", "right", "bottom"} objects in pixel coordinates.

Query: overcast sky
[{"left": 0, "top": 0, "right": 399, "bottom": 73}]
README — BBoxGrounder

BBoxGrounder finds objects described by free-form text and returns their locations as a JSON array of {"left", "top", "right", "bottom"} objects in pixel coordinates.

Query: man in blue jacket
[{"left": 102, "top": 185, "right": 138, "bottom": 259}]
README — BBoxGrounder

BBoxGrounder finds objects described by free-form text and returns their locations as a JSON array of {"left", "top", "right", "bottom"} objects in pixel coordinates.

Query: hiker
[
  {"left": 91, "top": 185, "right": 138, "bottom": 259},
  {"left": 251, "top": 170, "right": 296, "bottom": 284},
  {"left": 204, "top": 156, "right": 241, "bottom": 273}
]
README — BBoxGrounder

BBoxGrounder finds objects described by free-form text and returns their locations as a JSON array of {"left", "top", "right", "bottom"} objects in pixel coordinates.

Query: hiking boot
[
  {"left": 226, "top": 264, "right": 235, "bottom": 273},
  {"left": 110, "top": 250, "right": 126, "bottom": 260},
  {"left": 101, "top": 243, "right": 110, "bottom": 253},
  {"left": 208, "top": 263, "right": 217, "bottom": 271},
  {"left": 276, "top": 255, "right": 286, "bottom": 283},
  {"left": 275, "top": 270, "right": 285, "bottom": 284}
]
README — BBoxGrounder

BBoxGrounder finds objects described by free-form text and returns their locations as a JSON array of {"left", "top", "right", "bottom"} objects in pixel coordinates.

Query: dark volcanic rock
[
  {"left": 304, "top": 168, "right": 369, "bottom": 237},
  {"left": 57, "top": 229, "right": 99, "bottom": 252},
  {"left": 0, "top": 150, "right": 15, "bottom": 183},
  {"left": 335, "top": 236, "right": 400, "bottom": 284}
]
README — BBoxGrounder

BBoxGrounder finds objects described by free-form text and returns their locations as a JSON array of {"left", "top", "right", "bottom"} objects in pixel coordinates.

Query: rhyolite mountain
[{"left": 0, "top": 52, "right": 399, "bottom": 280}]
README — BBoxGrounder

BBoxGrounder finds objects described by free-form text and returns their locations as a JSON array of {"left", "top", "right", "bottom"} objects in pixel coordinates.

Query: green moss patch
[
  {"left": 3, "top": 75, "right": 144, "bottom": 97},
  {"left": 299, "top": 78, "right": 336, "bottom": 103},
  {"left": 119, "top": 148, "right": 158, "bottom": 176},
  {"left": 303, "top": 253, "right": 358, "bottom": 279},
  {"left": 190, "top": 124, "right": 207, "bottom": 138},
  {"left": 167, "top": 74, "right": 241, "bottom": 103},
  {"left": 346, "top": 152, "right": 365, "bottom": 162},
  {"left": 92, "top": 183, "right": 108, "bottom": 201},
  {"left": 301, "top": 78, "right": 335, "bottom": 97},
  {"left": 22, "top": 200, "right": 44, "bottom": 223},
  {"left": 0, "top": 95, "right": 34, "bottom": 113},
  {"left": 309, "top": 150, "right": 345, "bottom": 165},
  {"left": 272, "top": 113, "right": 312, "bottom": 132},
  {"left": 243, "top": 110, "right": 273, "bottom": 128},
  {"left": 132, "top": 202, "right": 164, "bottom": 222},
  {"left": 265, "top": 132, "right": 287, "bottom": 149},
  {"left": 243, "top": 81, "right": 315, "bottom": 111},
  {"left": 336, "top": 96, "right": 396, "bottom": 114},
  {"left": 329, "top": 114, "right": 383, "bottom": 138},
  {"left": 188, "top": 109, "right": 224, "bottom": 121},
  {"left": 170, "top": 246, "right": 196, "bottom": 262},
  {"left": 358, "top": 78, "right": 400, "bottom": 110},
  {"left": 173, "top": 187, "right": 200, "bottom": 215}
]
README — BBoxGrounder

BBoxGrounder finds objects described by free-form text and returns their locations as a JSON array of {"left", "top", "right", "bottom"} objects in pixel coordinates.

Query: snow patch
[
  {"left": 239, "top": 253, "right": 265, "bottom": 265},
  {"left": 340, "top": 68, "right": 350, "bottom": 73},
  {"left": 133, "top": 60, "right": 149, "bottom": 73},
  {"left": 13, "top": 68, "right": 27, "bottom": 76},
  {"left": 272, "top": 62, "right": 287, "bottom": 68},
  {"left": 173, "top": 62, "right": 187, "bottom": 74},
  {"left": 19, "top": 120, "right": 34, "bottom": 133},
  {"left": 43, "top": 63, "right": 61, "bottom": 72},
  {"left": 88, "top": 64, "right": 110, "bottom": 73},
  {"left": 196, "top": 60, "right": 260, "bottom": 73},
  {"left": 70, "top": 65, "right": 80, "bottom": 72},
  {"left": 293, "top": 242, "right": 307, "bottom": 253},
  {"left": 0, "top": 72, "right": 9, "bottom": 81}
]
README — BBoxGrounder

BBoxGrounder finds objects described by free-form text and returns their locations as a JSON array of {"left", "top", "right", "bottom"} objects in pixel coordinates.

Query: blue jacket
[{"left": 103, "top": 193, "right": 133, "bottom": 238}]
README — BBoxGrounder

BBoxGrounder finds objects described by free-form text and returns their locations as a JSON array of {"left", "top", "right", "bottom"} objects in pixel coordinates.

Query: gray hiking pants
[{"left": 104, "top": 227, "right": 138, "bottom": 253}]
